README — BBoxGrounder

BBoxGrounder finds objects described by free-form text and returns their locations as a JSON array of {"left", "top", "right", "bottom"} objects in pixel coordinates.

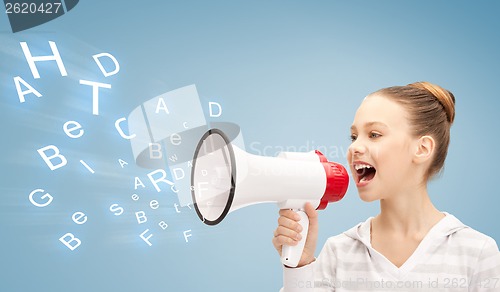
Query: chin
[{"left": 358, "top": 190, "right": 380, "bottom": 202}]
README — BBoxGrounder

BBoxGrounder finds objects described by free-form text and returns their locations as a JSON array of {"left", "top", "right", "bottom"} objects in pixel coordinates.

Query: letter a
[
  {"left": 14, "top": 76, "right": 42, "bottom": 103},
  {"left": 155, "top": 98, "right": 170, "bottom": 114},
  {"left": 118, "top": 159, "right": 128, "bottom": 168},
  {"left": 134, "top": 177, "right": 145, "bottom": 189}
]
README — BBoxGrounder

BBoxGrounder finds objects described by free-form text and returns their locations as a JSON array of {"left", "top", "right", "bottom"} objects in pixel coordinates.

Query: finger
[
  {"left": 273, "top": 234, "right": 299, "bottom": 247},
  {"left": 279, "top": 209, "right": 302, "bottom": 221},
  {"left": 278, "top": 216, "right": 303, "bottom": 233},
  {"left": 275, "top": 225, "right": 302, "bottom": 241},
  {"left": 272, "top": 236, "right": 281, "bottom": 253},
  {"left": 302, "top": 203, "right": 319, "bottom": 253},
  {"left": 304, "top": 202, "right": 318, "bottom": 225}
]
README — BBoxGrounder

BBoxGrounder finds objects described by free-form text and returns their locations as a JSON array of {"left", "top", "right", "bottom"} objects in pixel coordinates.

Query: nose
[{"left": 348, "top": 139, "right": 366, "bottom": 157}]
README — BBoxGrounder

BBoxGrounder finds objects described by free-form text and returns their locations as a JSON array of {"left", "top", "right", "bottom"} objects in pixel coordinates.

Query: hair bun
[{"left": 408, "top": 81, "right": 456, "bottom": 124}]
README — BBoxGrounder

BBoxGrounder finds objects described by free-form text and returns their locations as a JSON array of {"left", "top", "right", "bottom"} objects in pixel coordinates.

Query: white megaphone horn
[{"left": 191, "top": 128, "right": 349, "bottom": 267}]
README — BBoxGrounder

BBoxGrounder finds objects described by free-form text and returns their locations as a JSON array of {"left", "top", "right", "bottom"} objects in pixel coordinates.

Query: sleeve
[
  {"left": 470, "top": 236, "right": 500, "bottom": 292},
  {"left": 280, "top": 238, "right": 337, "bottom": 292}
]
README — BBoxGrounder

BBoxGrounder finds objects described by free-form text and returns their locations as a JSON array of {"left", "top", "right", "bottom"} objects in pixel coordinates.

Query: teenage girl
[{"left": 273, "top": 82, "right": 500, "bottom": 291}]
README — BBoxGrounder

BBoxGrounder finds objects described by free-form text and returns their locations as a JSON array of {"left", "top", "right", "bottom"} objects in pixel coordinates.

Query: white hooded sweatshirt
[{"left": 281, "top": 213, "right": 500, "bottom": 291}]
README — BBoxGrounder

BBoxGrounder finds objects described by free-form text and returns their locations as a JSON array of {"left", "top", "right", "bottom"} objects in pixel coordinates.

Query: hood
[{"left": 343, "top": 212, "right": 469, "bottom": 248}]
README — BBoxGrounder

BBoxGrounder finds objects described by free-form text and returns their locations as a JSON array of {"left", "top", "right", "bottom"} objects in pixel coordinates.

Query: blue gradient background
[{"left": 1, "top": 1, "right": 499, "bottom": 291}]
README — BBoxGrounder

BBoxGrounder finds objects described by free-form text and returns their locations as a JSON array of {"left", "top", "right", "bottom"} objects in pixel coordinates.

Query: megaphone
[{"left": 191, "top": 129, "right": 349, "bottom": 267}]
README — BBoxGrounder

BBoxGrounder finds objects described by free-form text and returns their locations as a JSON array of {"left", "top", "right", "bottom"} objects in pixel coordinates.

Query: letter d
[{"left": 209, "top": 102, "right": 222, "bottom": 117}]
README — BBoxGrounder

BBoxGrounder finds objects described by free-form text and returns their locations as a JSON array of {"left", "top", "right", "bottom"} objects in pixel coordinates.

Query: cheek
[
  {"left": 346, "top": 147, "right": 353, "bottom": 163},
  {"left": 378, "top": 142, "right": 412, "bottom": 175},
  {"left": 346, "top": 147, "right": 357, "bottom": 177}
]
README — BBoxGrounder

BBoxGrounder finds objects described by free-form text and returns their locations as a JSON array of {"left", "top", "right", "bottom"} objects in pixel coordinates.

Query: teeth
[{"left": 354, "top": 164, "right": 373, "bottom": 170}]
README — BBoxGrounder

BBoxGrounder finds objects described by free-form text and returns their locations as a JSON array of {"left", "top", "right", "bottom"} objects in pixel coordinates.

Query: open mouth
[{"left": 354, "top": 163, "right": 376, "bottom": 184}]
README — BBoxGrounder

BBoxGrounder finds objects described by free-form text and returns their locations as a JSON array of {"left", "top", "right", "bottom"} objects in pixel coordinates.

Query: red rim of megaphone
[{"left": 315, "top": 150, "right": 349, "bottom": 210}]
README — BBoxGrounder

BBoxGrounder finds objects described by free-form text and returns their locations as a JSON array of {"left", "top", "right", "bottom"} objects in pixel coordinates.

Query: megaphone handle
[{"left": 281, "top": 209, "right": 309, "bottom": 268}]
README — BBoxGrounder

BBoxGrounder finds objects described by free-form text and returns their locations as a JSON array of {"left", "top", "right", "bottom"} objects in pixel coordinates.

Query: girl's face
[{"left": 347, "top": 94, "right": 418, "bottom": 202}]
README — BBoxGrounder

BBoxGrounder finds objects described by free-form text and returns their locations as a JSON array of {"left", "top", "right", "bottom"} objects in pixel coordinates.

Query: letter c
[{"left": 115, "top": 117, "right": 136, "bottom": 139}]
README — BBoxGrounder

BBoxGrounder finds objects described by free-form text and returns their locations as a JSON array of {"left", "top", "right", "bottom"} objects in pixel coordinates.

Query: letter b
[
  {"left": 135, "top": 211, "right": 147, "bottom": 224},
  {"left": 37, "top": 145, "right": 67, "bottom": 170},
  {"left": 59, "top": 233, "right": 81, "bottom": 251}
]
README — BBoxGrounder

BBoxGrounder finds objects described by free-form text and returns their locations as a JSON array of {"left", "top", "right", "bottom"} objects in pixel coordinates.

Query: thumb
[
  {"left": 304, "top": 202, "right": 318, "bottom": 231},
  {"left": 296, "top": 202, "right": 319, "bottom": 267}
]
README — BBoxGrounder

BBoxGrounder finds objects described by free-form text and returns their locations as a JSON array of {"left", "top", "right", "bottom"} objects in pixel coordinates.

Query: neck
[{"left": 375, "top": 183, "right": 444, "bottom": 237}]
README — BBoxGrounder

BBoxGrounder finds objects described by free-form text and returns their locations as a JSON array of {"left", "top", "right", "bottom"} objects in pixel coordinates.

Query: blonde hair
[{"left": 375, "top": 81, "right": 456, "bottom": 179}]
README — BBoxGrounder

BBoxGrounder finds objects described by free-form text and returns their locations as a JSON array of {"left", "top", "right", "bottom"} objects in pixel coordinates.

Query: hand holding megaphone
[
  {"left": 191, "top": 129, "right": 349, "bottom": 267},
  {"left": 273, "top": 202, "right": 319, "bottom": 268}
]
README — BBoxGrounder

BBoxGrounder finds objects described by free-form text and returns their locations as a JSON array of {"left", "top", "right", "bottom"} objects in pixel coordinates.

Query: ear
[{"left": 413, "top": 135, "right": 435, "bottom": 164}]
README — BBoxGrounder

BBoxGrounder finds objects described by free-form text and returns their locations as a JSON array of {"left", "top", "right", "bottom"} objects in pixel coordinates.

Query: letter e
[
  {"left": 72, "top": 212, "right": 88, "bottom": 225},
  {"left": 170, "top": 133, "right": 181, "bottom": 146},
  {"left": 63, "top": 121, "right": 84, "bottom": 138},
  {"left": 150, "top": 200, "right": 159, "bottom": 210}
]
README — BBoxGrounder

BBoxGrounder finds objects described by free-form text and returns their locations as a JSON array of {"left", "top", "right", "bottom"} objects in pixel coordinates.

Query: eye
[
  {"left": 350, "top": 133, "right": 357, "bottom": 142},
  {"left": 369, "top": 132, "right": 381, "bottom": 139}
]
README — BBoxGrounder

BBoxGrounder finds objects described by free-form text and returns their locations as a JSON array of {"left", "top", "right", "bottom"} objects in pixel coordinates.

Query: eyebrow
[{"left": 350, "top": 121, "right": 388, "bottom": 131}]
